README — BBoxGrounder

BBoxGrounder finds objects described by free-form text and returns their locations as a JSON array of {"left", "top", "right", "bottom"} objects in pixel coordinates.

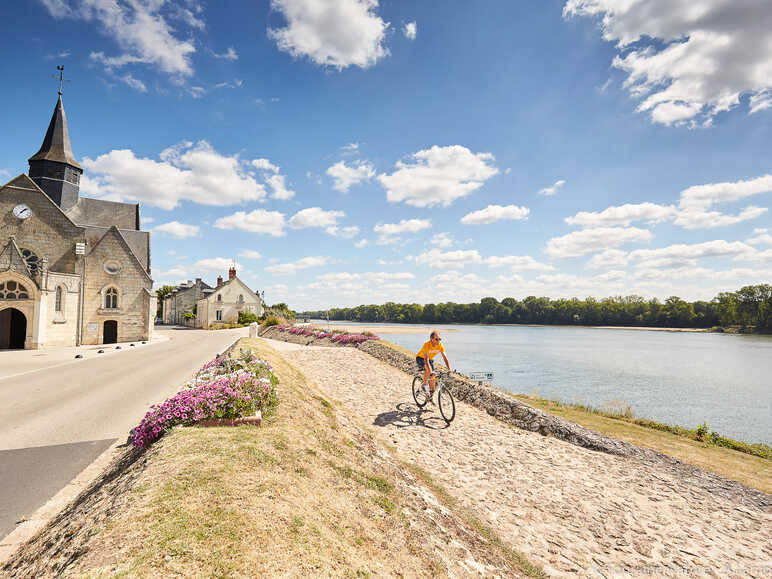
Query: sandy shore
[{"left": 264, "top": 338, "right": 771, "bottom": 577}]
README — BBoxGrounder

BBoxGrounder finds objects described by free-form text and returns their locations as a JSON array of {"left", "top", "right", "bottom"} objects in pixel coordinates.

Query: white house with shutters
[{"left": 195, "top": 267, "right": 263, "bottom": 329}]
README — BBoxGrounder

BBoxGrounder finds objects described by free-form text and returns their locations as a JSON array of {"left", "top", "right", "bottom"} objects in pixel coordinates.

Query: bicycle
[{"left": 411, "top": 369, "right": 456, "bottom": 423}]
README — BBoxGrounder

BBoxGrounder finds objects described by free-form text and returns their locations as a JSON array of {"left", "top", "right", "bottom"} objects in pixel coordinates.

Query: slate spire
[
  {"left": 28, "top": 94, "right": 82, "bottom": 170},
  {"left": 28, "top": 79, "right": 83, "bottom": 211}
]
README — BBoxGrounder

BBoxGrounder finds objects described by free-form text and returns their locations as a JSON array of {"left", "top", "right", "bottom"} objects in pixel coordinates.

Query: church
[{"left": 0, "top": 90, "right": 155, "bottom": 349}]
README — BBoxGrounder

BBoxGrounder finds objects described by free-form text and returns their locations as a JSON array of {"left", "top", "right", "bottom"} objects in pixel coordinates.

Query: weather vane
[{"left": 54, "top": 65, "right": 69, "bottom": 95}]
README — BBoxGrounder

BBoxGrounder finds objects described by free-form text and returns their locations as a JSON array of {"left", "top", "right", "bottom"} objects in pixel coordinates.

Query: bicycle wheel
[
  {"left": 412, "top": 375, "right": 429, "bottom": 408},
  {"left": 438, "top": 386, "right": 455, "bottom": 423}
]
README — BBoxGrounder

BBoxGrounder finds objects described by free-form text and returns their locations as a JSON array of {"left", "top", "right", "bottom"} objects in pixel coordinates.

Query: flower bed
[
  {"left": 129, "top": 350, "right": 279, "bottom": 448},
  {"left": 276, "top": 325, "right": 378, "bottom": 344}
]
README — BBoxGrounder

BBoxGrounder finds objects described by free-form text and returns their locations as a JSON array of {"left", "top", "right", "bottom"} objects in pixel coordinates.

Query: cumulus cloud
[
  {"left": 325, "top": 226, "right": 360, "bottom": 238},
  {"left": 252, "top": 158, "right": 280, "bottom": 173},
  {"left": 432, "top": 232, "right": 453, "bottom": 248},
  {"left": 157, "top": 257, "right": 242, "bottom": 281},
  {"left": 265, "top": 174, "right": 295, "bottom": 200},
  {"left": 354, "top": 239, "right": 369, "bottom": 248},
  {"left": 403, "top": 21, "right": 417, "bottom": 40},
  {"left": 374, "top": 218, "right": 431, "bottom": 245},
  {"left": 538, "top": 179, "right": 566, "bottom": 196},
  {"left": 484, "top": 255, "right": 554, "bottom": 272},
  {"left": 214, "top": 209, "right": 286, "bottom": 237},
  {"left": 239, "top": 250, "right": 263, "bottom": 259},
  {"left": 563, "top": 0, "right": 772, "bottom": 126},
  {"left": 566, "top": 203, "right": 678, "bottom": 227},
  {"left": 628, "top": 240, "right": 754, "bottom": 269},
  {"left": 412, "top": 249, "right": 483, "bottom": 269},
  {"left": 211, "top": 46, "right": 238, "bottom": 60},
  {"left": 154, "top": 220, "right": 200, "bottom": 239},
  {"left": 461, "top": 204, "right": 530, "bottom": 225},
  {"left": 747, "top": 230, "right": 772, "bottom": 246},
  {"left": 289, "top": 207, "right": 345, "bottom": 229},
  {"left": 120, "top": 73, "right": 147, "bottom": 93},
  {"left": 545, "top": 227, "right": 653, "bottom": 258},
  {"left": 586, "top": 249, "right": 629, "bottom": 270},
  {"left": 268, "top": 0, "right": 389, "bottom": 69},
  {"left": 378, "top": 145, "right": 499, "bottom": 207},
  {"left": 674, "top": 174, "right": 772, "bottom": 228},
  {"left": 81, "top": 141, "right": 267, "bottom": 210},
  {"left": 326, "top": 160, "right": 375, "bottom": 192},
  {"left": 42, "top": 0, "right": 198, "bottom": 79},
  {"left": 265, "top": 256, "right": 330, "bottom": 275}
]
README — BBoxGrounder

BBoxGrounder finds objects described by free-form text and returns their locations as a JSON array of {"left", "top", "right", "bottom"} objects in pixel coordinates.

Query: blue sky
[{"left": 1, "top": 0, "right": 771, "bottom": 310}]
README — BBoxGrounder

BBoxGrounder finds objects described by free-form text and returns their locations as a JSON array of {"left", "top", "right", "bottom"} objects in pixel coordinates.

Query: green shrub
[
  {"left": 262, "top": 316, "right": 280, "bottom": 326},
  {"left": 238, "top": 310, "right": 260, "bottom": 325}
]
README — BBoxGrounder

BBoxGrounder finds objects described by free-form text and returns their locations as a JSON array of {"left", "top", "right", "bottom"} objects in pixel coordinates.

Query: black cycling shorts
[{"left": 416, "top": 356, "right": 434, "bottom": 372}]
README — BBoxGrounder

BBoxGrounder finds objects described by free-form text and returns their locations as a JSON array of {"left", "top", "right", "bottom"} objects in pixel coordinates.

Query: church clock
[{"left": 12, "top": 204, "right": 33, "bottom": 220}]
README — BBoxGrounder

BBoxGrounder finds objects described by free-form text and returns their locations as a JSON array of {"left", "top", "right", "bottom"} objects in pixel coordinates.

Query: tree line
[{"left": 302, "top": 284, "right": 772, "bottom": 330}]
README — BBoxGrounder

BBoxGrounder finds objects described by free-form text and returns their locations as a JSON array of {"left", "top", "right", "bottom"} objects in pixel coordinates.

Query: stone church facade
[{"left": 0, "top": 93, "right": 155, "bottom": 349}]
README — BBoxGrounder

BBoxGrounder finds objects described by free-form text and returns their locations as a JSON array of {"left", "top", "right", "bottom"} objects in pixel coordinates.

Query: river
[{"left": 313, "top": 321, "right": 771, "bottom": 444}]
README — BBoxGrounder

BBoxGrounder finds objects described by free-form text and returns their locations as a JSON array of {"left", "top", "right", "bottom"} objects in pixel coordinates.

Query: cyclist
[{"left": 416, "top": 331, "right": 450, "bottom": 398}]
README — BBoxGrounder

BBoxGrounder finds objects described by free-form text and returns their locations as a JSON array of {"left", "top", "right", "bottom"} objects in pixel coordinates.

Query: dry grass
[
  {"left": 63, "top": 338, "right": 537, "bottom": 578},
  {"left": 515, "top": 395, "right": 772, "bottom": 494}
]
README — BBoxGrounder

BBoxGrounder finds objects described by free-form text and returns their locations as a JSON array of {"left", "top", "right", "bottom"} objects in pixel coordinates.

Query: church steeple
[{"left": 28, "top": 70, "right": 82, "bottom": 211}]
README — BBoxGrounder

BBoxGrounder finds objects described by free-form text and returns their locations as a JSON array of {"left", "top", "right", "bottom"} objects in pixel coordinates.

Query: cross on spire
[{"left": 55, "top": 65, "right": 68, "bottom": 95}]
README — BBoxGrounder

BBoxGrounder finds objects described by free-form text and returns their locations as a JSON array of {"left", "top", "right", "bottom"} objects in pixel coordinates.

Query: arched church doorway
[
  {"left": 103, "top": 320, "right": 118, "bottom": 344},
  {"left": 0, "top": 308, "right": 27, "bottom": 349}
]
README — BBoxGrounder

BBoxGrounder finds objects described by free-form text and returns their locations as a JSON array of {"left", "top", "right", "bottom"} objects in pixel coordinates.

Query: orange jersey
[{"left": 416, "top": 340, "right": 445, "bottom": 360}]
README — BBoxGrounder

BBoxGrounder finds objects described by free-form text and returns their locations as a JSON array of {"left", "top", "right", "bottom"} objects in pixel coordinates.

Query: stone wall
[
  {"left": 42, "top": 271, "right": 80, "bottom": 347},
  {"left": 199, "top": 278, "right": 262, "bottom": 329},
  {"left": 82, "top": 230, "right": 152, "bottom": 344}
]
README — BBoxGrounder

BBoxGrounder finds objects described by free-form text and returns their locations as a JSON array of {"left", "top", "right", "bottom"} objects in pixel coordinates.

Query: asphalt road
[{"left": 0, "top": 325, "right": 248, "bottom": 540}]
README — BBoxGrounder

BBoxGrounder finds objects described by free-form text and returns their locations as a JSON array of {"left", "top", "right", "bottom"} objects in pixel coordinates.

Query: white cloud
[
  {"left": 461, "top": 204, "right": 530, "bottom": 225},
  {"left": 675, "top": 174, "right": 772, "bottom": 229},
  {"left": 268, "top": 0, "right": 389, "bottom": 70},
  {"left": 586, "top": 249, "right": 629, "bottom": 270},
  {"left": 354, "top": 239, "right": 368, "bottom": 248},
  {"left": 81, "top": 141, "right": 267, "bottom": 210},
  {"left": 747, "top": 231, "right": 772, "bottom": 246},
  {"left": 289, "top": 207, "right": 345, "bottom": 229},
  {"left": 341, "top": 142, "right": 360, "bottom": 154},
  {"left": 44, "top": 0, "right": 198, "bottom": 79},
  {"left": 239, "top": 250, "right": 263, "bottom": 259},
  {"left": 156, "top": 256, "right": 242, "bottom": 281},
  {"left": 378, "top": 145, "right": 499, "bottom": 207},
  {"left": 194, "top": 257, "right": 241, "bottom": 273},
  {"left": 214, "top": 209, "right": 286, "bottom": 237},
  {"left": 566, "top": 202, "right": 678, "bottom": 227},
  {"left": 412, "top": 249, "right": 483, "bottom": 269},
  {"left": 154, "top": 221, "right": 200, "bottom": 239},
  {"left": 432, "top": 232, "right": 453, "bottom": 248},
  {"left": 252, "top": 158, "right": 280, "bottom": 173},
  {"left": 403, "top": 21, "right": 417, "bottom": 40},
  {"left": 326, "top": 160, "right": 375, "bottom": 192},
  {"left": 212, "top": 46, "right": 238, "bottom": 60},
  {"left": 564, "top": 0, "right": 772, "bottom": 126},
  {"left": 545, "top": 227, "right": 653, "bottom": 258},
  {"left": 374, "top": 218, "right": 431, "bottom": 244},
  {"left": 325, "top": 225, "right": 360, "bottom": 238},
  {"left": 120, "top": 73, "right": 147, "bottom": 92},
  {"left": 265, "top": 173, "right": 295, "bottom": 200},
  {"left": 538, "top": 179, "right": 565, "bottom": 196},
  {"left": 265, "top": 256, "right": 330, "bottom": 275},
  {"left": 629, "top": 240, "right": 754, "bottom": 269},
  {"left": 749, "top": 91, "right": 772, "bottom": 115},
  {"left": 485, "top": 255, "right": 554, "bottom": 272}
]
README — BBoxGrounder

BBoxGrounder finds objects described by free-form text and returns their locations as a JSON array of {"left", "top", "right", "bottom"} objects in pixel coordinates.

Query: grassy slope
[
  {"left": 64, "top": 338, "right": 540, "bottom": 578},
  {"left": 377, "top": 338, "right": 771, "bottom": 495}
]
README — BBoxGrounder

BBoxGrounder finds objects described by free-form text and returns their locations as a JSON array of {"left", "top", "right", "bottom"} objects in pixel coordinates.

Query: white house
[{"left": 195, "top": 268, "right": 263, "bottom": 329}]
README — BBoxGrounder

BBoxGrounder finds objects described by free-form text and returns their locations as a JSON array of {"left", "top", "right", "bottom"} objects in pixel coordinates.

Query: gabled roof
[
  {"left": 66, "top": 197, "right": 140, "bottom": 230},
  {"left": 88, "top": 226, "right": 153, "bottom": 283},
  {"left": 28, "top": 95, "right": 82, "bottom": 170},
  {"left": 204, "top": 276, "right": 262, "bottom": 303},
  {"left": 0, "top": 237, "right": 32, "bottom": 278},
  {"left": 1, "top": 174, "right": 85, "bottom": 235}
]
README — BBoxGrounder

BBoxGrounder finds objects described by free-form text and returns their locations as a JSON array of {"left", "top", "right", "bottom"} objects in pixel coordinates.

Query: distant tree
[{"left": 155, "top": 285, "right": 175, "bottom": 318}]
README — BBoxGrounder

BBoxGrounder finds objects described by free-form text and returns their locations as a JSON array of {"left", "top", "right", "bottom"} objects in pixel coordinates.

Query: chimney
[
  {"left": 216, "top": 275, "right": 223, "bottom": 287},
  {"left": 195, "top": 278, "right": 201, "bottom": 284},
  {"left": 228, "top": 267, "right": 236, "bottom": 280}
]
